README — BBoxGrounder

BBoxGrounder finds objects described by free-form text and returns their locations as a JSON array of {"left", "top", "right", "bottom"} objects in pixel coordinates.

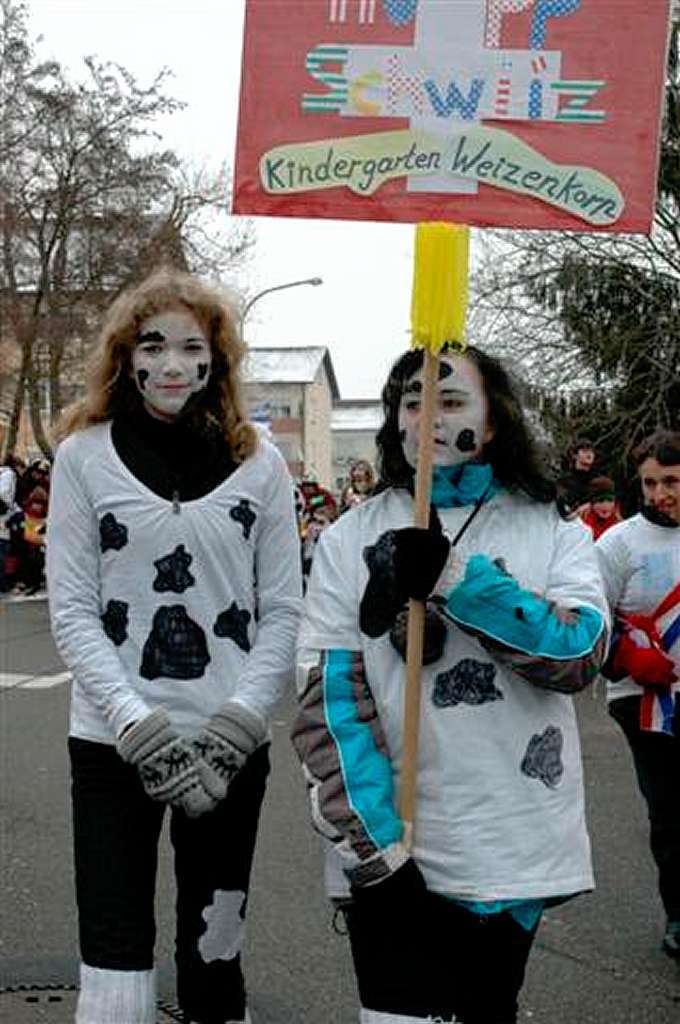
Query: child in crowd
[
  {"left": 581, "top": 475, "right": 622, "bottom": 540},
  {"left": 340, "top": 459, "right": 376, "bottom": 513}
]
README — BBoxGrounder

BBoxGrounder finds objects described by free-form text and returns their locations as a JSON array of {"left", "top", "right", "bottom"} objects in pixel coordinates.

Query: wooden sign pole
[
  {"left": 399, "top": 346, "right": 438, "bottom": 852},
  {"left": 399, "top": 221, "right": 469, "bottom": 853}
]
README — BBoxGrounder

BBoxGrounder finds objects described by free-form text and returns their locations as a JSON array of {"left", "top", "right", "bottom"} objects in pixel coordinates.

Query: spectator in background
[
  {"left": 596, "top": 429, "right": 680, "bottom": 960},
  {"left": 299, "top": 481, "right": 338, "bottom": 588},
  {"left": 0, "top": 456, "right": 19, "bottom": 593},
  {"left": 21, "top": 475, "right": 49, "bottom": 594},
  {"left": 556, "top": 438, "right": 599, "bottom": 515},
  {"left": 12, "top": 458, "right": 51, "bottom": 595},
  {"left": 16, "top": 457, "right": 49, "bottom": 507},
  {"left": 340, "top": 459, "right": 375, "bottom": 514},
  {"left": 580, "top": 475, "right": 622, "bottom": 540}
]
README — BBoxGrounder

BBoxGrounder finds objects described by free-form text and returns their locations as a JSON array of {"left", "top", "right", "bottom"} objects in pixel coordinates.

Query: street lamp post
[{"left": 240, "top": 276, "right": 323, "bottom": 340}]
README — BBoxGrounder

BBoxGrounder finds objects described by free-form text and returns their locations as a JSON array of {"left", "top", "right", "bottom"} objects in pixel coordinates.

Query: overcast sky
[{"left": 25, "top": 0, "right": 417, "bottom": 399}]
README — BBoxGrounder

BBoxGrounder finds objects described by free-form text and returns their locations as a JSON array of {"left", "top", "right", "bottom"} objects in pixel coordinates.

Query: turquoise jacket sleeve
[
  {"left": 291, "top": 647, "right": 408, "bottom": 886},
  {"left": 442, "top": 554, "right": 606, "bottom": 693}
]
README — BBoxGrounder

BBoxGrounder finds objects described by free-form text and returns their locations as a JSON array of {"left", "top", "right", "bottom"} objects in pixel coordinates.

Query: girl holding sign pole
[{"left": 292, "top": 342, "right": 608, "bottom": 1024}]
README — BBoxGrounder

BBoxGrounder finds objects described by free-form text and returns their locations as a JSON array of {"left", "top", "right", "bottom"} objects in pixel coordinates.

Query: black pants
[
  {"left": 609, "top": 695, "right": 680, "bottom": 920},
  {"left": 69, "top": 737, "right": 270, "bottom": 1024},
  {"left": 343, "top": 891, "right": 537, "bottom": 1023},
  {"left": 21, "top": 542, "right": 44, "bottom": 591}
]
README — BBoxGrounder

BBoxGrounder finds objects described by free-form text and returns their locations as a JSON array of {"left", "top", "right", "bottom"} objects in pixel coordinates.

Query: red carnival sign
[{"left": 234, "top": 0, "right": 671, "bottom": 233}]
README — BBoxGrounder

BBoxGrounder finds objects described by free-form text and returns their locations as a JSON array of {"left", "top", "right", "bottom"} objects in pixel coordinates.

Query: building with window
[{"left": 244, "top": 346, "right": 340, "bottom": 485}]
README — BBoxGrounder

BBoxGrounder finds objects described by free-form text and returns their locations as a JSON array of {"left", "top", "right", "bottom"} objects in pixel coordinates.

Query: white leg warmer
[{"left": 76, "top": 964, "right": 156, "bottom": 1024}]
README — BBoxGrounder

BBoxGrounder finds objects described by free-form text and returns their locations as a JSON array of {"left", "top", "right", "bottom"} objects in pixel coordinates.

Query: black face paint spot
[
  {"left": 101, "top": 600, "right": 129, "bottom": 646},
  {"left": 136, "top": 369, "right": 149, "bottom": 391},
  {"left": 197, "top": 362, "right": 209, "bottom": 381},
  {"left": 432, "top": 659, "right": 503, "bottom": 708},
  {"left": 214, "top": 601, "right": 252, "bottom": 652},
  {"left": 230, "top": 499, "right": 257, "bottom": 540},
  {"left": 140, "top": 605, "right": 210, "bottom": 680},
  {"left": 438, "top": 362, "right": 454, "bottom": 380},
  {"left": 153, "top": 545, "right": 195, "bottom": 594},
  {"left": 456, "top": 428, "right": 476, "bottom": 452},
  {"left": 99, "top": 513, "right": 128, "bottom": 553},
  {"left": 521, "top": 725, "right": 564, "bottom": 789},
  {"left": 403, "top": 381, "right": 423, "bottom": 395}
]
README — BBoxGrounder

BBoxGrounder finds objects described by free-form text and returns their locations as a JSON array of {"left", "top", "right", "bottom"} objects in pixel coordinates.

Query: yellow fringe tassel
[{"left": 410, "top": 222, "right": 469, "bottom": 354}]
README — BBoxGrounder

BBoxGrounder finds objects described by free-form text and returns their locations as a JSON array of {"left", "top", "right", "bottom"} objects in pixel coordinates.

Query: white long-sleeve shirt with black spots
[{"left": 47, "top": 422, "right": 303, "bottom": 743}]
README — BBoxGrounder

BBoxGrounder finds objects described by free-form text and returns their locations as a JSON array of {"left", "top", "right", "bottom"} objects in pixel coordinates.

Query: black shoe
[{"left": 662, "top": 920, "right": 680, "bottom": 958}]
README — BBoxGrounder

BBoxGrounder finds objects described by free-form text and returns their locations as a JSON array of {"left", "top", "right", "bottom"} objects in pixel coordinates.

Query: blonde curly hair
[{"left": 55, "top": 267, "right": 257, "bottom": 462}]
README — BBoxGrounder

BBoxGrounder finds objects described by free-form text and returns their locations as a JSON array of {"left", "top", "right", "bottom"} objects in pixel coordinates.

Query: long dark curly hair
[{"left": 375, "top": 345, "right": 556, "bottom": 504}]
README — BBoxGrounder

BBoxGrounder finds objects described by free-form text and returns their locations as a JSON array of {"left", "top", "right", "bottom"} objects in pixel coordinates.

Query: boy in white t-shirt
[{"left": 596, "top": 429, "right": 680, "bottom": 960}]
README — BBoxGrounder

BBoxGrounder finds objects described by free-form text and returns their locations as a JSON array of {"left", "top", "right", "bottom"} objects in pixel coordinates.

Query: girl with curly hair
[{"left": 47, "top": 267, "right": 302, "bottom": 1024}]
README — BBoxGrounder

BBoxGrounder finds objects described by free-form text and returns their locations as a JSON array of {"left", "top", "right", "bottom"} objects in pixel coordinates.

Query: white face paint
[
  {"left": 398, "top": 353, "right": 493, "bottom": 469},
  {"left": 131, "top": 309, "right": 212, "bottom": 422}
]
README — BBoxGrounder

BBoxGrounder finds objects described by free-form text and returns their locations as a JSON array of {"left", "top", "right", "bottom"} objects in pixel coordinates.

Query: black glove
[
  {"left": 360, "top": 518, "right": 450, "bottom": 638},
  {"left": 350, "top": 858, "right": 428, "bottom": 909},
  {"left": 389, "top": 599, "right": 448, "bottom": 665}
]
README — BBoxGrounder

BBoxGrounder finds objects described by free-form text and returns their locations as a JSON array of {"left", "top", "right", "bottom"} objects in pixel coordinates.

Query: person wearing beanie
[
  {"left": 580, "top": 475, "right": 622, "bottom": 540},
  {"left": 556, "top": 438, "right": 599, "bottom": 515},
  {"left": 292, "top": 346, "right": 608, "bottom": 1024},
  {"left": 46, "top": 268, "right": 302, "bottom": 1024},
  {"left": 596, "top": 429, "right": 680, "bottom": 960}
]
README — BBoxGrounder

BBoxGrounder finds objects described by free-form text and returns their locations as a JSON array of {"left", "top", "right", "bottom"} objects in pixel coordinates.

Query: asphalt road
[{"left": 1, "top": 596, "right": 679, "bottom": 1023}]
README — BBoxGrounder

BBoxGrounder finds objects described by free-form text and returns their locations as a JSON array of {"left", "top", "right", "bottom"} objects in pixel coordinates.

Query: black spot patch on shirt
[
  {"left": 360, "top": 531, "right": 399, "bottom": 637},
  {"left": 140, "top": 605, "right": 210, "bottom": 680},
  {"left": 521, "top": 725, "right": 564, "bottom": 789},
  {"left": 363, "top": 531, "right": 398, "bottom": 586},
  {"left": 136, "top": 368, "right": 149, "bottom": 391},
  {"left": 432, "top": 658, "right": 503, "bottom": 708},
  {"left": 230, "top": 499, "right": 256, "bottom": 540},
  {"left": 153, "top": 544, "right": 195, "bottom": 594},
  {"left": 197, "top": 362, "right": 209, "bottom": 381},
  {"left": 101, "top": 600, "right": 129, "bottom": 646},
  {"left": 214, "top": 601, "right": 252, "bottom": 652},
  {"left": 99, "top": 513, "right": 129, "bottom": 553},
  {"left": 455, "top": 428, "right": 476, "bottom": 452}
]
